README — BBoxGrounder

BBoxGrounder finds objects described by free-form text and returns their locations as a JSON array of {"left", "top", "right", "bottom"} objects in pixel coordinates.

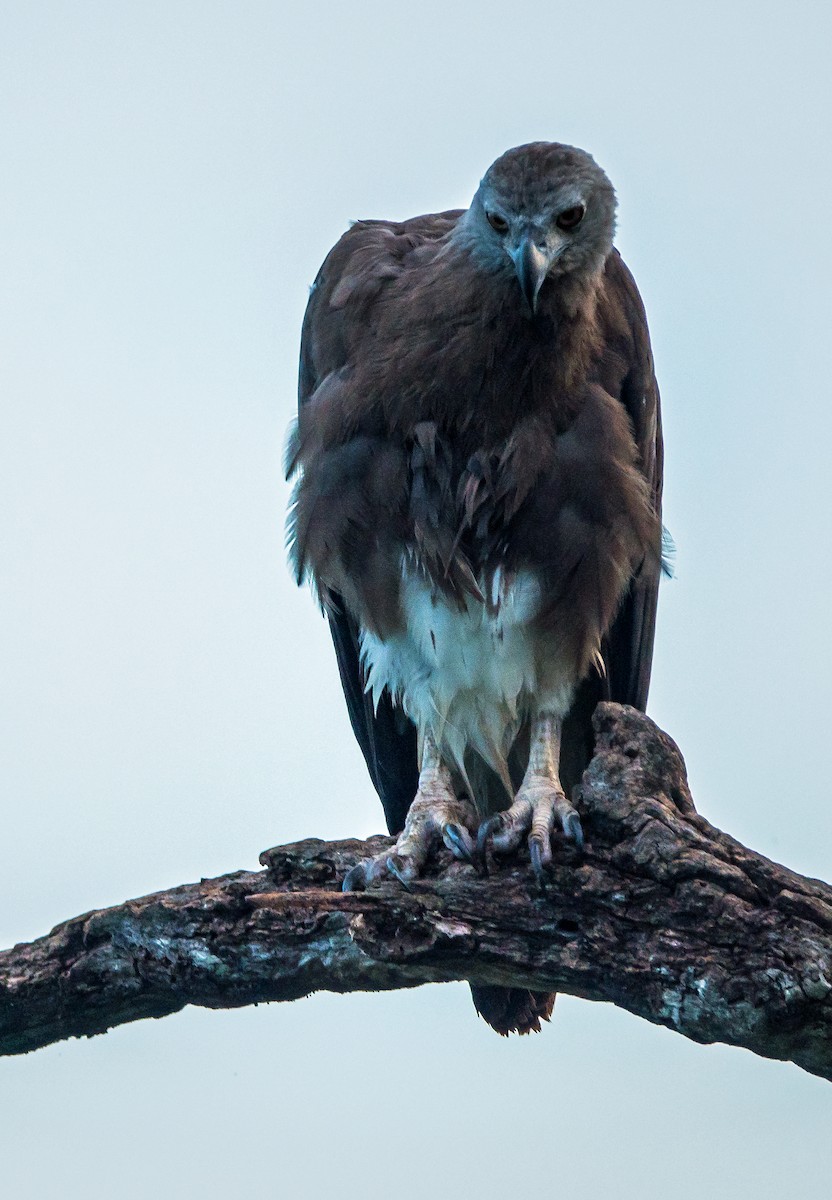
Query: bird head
[{"left": 465, "top": 142, "right": 617, "bottom": 315}]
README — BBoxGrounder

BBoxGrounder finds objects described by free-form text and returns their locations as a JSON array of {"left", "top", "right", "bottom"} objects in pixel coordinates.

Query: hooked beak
[{"left": 509, "top": 236, "right": 550, "bottom": 315}]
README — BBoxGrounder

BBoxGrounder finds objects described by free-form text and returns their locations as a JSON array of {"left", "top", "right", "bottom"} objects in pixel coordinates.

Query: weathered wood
[{"left": 1, "top": 705, "right": 830, "bottom": 1078}]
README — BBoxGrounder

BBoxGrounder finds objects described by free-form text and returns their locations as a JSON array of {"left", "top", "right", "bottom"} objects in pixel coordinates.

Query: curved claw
[
  {"left": 386, "top": 854, "right": 413, "bottom": 892},
  {"left": 563, "top": 811, "right": 584, "bottom": 850},
  {"left": 443, "top": 822, "right": 477, "bottom": 868},
  {"left": 342, "top": 862, "right": 368, "bottom": 893},
  {"left": 476, "top": 814, "right": 503, "bottom": 863},
  {"left": 529, "top": 837, "right": 548, "bottom": 891}
]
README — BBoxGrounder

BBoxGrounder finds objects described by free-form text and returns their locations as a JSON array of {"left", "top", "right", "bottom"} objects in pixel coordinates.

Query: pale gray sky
[{"left": 2, "top": 3, "right": 831, "bottom": 1197}]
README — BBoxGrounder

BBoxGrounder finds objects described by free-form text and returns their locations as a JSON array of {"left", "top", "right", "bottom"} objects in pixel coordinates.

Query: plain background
[{"left": 2, "top": 3, "right": 831, "bottom": 1197}]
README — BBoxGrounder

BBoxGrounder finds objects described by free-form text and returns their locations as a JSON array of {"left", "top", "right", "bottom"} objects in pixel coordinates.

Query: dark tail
[{"left": 470, "top": 984, "right": 555, "bottom": 1036}]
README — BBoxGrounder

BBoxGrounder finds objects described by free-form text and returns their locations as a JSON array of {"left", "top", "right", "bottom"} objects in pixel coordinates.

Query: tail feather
[{"left": 470, "top": 984, "right": 556, "bottom": 1036}]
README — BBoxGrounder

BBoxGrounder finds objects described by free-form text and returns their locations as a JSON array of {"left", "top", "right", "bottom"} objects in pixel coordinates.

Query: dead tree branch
[{"left": 1, "top": 705, "right": 830, "bottom": 1078}]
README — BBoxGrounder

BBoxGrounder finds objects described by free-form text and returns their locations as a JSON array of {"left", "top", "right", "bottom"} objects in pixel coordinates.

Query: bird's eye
[
  {"left": 556, "top": 204, "right": 585, "bottom": 231},
  {"left": 486, "top": 211, "right": 509, "bottom": 234}
]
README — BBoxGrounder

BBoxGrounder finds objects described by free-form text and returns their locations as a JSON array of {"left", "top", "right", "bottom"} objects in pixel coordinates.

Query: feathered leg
[
  {"left": 477, "top": 711, "right": 584, "bottom": 884},
  {"left": 342, "top": 732, "right": 478, "bottom": 891}
]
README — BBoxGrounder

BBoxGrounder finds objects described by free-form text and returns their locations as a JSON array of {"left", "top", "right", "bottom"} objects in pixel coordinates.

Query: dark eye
[
  {"left": 556, "top": 204, "right": 585, "bottom": 231},
  {"left": 486, "top": 211, "right": 509, "bottom": 234}
]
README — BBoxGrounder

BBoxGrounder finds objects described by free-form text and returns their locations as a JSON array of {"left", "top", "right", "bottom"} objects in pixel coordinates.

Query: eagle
[{"left": 287, "top": 142, "right": 664, "bottom": 1035}]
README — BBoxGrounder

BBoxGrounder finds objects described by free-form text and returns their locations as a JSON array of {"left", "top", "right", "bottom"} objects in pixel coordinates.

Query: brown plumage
[{"left": 287, "top": 143, "right": 664, "bottom": 1035}]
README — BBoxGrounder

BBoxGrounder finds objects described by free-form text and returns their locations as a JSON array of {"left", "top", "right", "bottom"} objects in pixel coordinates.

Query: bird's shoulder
[
  {"left": 299, "top": 210, "right": 462, "bottom": 405},
  {"left": 315, "top": 211, "right": 461, "bottom": 310},
  {"left": 598, "top": 249, "right": 655, "bottom": 375}
]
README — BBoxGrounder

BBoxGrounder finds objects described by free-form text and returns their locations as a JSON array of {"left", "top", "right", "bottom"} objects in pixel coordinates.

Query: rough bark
[{"left": 1, "top": 705, "right": 830, "bottom": 1078}]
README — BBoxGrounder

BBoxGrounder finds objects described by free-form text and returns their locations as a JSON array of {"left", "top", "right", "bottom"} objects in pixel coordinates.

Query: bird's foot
[
  {"left": 342, "top": 787, "right": 479, "bottom": 892},
  {"left": 477, "top": 777, "right": 583, "bottom": 887}
]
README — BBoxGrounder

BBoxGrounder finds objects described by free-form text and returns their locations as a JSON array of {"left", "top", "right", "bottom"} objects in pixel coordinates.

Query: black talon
[
  {"left": 386, "top": 855, "right": 413, "bottom": 892},
  {"left": 342, "top": 863, "right": 367, "bottom": 892},
  {"left": 476, "top": 814, "right": 502, "bottom": 863},
  {"left": 564, "top": 812, "right": 585, "bottom": 850},
  {"left": 444, "top": 822, "right": 476, "bottom": 867},
  {"left": 529, "top": 838, "right": 547, "bottom": 891}
]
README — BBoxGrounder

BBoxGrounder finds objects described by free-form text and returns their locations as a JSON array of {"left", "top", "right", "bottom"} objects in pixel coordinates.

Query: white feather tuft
[{"left": 360, "top": 564, "right": 575, "bottom": 787}]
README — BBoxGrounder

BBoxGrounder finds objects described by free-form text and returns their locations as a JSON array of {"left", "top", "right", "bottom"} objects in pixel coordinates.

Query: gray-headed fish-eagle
[{"left": 287, "top": 143, "right": 664, "bottom": 1034}]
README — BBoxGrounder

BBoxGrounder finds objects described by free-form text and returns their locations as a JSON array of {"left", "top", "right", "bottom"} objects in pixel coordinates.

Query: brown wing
[
  {"left": 296, "top": 212, "right": 462, "bottom": 835},
  {"left": 553, "top": 250, "right": 664, "bottom": 796},
  {"left": 599, "top": 249, "right": 665, "bottom": 711}
]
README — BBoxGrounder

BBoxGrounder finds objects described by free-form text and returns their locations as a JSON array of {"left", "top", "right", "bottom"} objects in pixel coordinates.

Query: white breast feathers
[{"left": 359, "top": 564, "right": 576, "bottom": 785}]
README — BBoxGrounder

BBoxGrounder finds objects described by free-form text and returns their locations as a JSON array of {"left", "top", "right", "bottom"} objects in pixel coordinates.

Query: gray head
[{"left": 464, "top": 142, "right": 617, "bottom": 313}]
